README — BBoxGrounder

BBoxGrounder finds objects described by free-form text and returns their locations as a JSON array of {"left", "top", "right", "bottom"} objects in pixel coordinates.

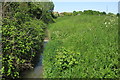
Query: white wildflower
[{"left": 104, "top": 22, "right": 107, "bottom": 25}]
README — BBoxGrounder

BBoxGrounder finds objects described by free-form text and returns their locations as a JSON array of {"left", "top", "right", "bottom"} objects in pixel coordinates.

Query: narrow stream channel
[{"left": 21, "top": 40, "right": 49, "bottom": 78}]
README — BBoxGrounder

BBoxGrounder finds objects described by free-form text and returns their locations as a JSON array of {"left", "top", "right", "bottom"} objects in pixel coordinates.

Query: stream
[{"left": 21, "top": 40, "right": 49, "bottom": 79}]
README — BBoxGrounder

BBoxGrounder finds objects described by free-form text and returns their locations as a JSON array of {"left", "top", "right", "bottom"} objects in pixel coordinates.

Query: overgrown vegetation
[
  {"left": 53, "top": 10, "right": 118, "bottom": 17},
  {"left": 2, "top": 1, "right": 54, "bottom": 79},
  {"left": 1, "top": 1, "right": 119, "bottom": 79},
  {"left": 43, "top": 15, "right": 119, "bottom": 78}
]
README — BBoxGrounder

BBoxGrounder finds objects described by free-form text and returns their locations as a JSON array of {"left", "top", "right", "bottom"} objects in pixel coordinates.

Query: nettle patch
[{"left": 55, "top": 47, "right": 80, "bottom": 71}]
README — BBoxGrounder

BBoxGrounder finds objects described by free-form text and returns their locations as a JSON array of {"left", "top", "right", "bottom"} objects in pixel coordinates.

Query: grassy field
[{"left": 43, "top": 15, "right": 119, "bottom": 78}]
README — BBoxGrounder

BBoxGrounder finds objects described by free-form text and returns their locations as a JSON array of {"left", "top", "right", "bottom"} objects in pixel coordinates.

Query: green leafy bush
[
  {"left": 55, "top": 47, "right": 80, "bottom": 71},
  {"left": 2, "top": 19, "right": 46, "bottom": 79},
  {"left": 2, "top": 1, "right": 54, "bottom": 79}
]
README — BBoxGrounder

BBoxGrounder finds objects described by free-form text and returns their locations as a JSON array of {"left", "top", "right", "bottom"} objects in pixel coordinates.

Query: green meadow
[{"left": 43, "top": 15, "right": 119, "bottom": 78}]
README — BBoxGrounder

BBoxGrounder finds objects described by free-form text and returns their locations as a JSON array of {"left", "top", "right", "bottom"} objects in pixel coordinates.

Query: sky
[
  {"left": 52, "top": 0, "right": 119, "bottom": 2},
  {"left": 53, "top": 2, "right": 119, "bottom": 14}
]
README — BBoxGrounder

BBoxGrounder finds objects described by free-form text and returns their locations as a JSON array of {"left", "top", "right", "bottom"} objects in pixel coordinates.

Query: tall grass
[{"left": 43, "top": 15, "right": 119, "bottom": 78}]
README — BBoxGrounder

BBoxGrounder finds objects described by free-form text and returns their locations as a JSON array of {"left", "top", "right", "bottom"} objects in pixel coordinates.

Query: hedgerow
[
  {"left": 2, "top": 1, "right": 54, "bottom": 79},
  {"left": 2, "top": 18, "right": 46, "bottom": 79}
]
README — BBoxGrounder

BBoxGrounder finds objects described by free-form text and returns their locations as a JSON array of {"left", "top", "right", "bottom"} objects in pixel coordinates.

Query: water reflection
[{"left": 21, "top": 40, "right": 48, "bottom": 78}]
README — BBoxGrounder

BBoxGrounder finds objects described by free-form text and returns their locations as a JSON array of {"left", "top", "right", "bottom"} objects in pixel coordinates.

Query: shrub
[
  {"left": 2, "top": 19, "right": 46, "bottom": 79},
  {"left": 2, "top": 1, "right": 54, "bottom": 79}
]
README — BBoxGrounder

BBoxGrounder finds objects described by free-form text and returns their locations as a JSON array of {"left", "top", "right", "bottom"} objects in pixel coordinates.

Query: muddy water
[
  {"left": 22, "top": 40, "right": 49, "bottom": 78},
  {"left": 0, "top": 54, "right": 2, "bottom": 79}
]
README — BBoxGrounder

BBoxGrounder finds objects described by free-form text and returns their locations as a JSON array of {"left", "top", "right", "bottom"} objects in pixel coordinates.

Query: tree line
[{"left": 53, "top": 10, "right": 119, "bottom": 17}]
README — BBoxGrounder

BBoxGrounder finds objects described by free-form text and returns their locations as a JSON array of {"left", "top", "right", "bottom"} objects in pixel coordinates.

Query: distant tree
[
  {"left": 101, "top": 12, "right": 106, "bottom": 15},
  {"left": 73, "top": 11, "right": 78, "bottom": 16},
  {"left": 92, "top": 11, "right": 100, "bottom": 15},
  {"left": 62, "top": 12, "right": 67, "bottom": 16},
  {"left": 61, "top": 12, "right": 72, "bottom": 16},
  {"left": 108, "top": 12, "right": 114, "bottom": 16},
  {"left": 84, "top": 10, "right": 93, "bottom": 15},
  {"left": 78, "top": 11, "right": 83, "bottom": 15},
  {"left": 52, "top": 12, "right": 59, "bottom": 18},
  {"left": 117, "top": 13, "right": 119, "bottom": 16}
]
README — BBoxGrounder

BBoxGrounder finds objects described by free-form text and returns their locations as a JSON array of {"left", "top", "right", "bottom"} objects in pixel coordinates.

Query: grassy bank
[{"left": 43, "top": 15, "right": 119, "bottom": 78}]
